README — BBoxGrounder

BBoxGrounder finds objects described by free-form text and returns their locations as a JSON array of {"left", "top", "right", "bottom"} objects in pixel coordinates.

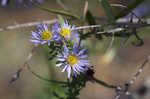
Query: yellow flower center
[
  {"left": 60, "top": 28, "right": 71, "bottom": 38},
  {"left": 66, "top": 54, "right": 78, "bottom": 66},
  {"left": 41, "top": 30, "right": 52, "bottom": 40}
]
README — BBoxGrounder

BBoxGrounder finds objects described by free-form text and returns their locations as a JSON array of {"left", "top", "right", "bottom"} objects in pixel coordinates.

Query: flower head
[
  {"left": 53, "top": 20, "right": 79, "bottom": 41},
  {"left": 30, "top": 24, "right": 59, "bottom": 46},
  {"left": 56, "top": 42, "right": 90, "bottom": 78}
]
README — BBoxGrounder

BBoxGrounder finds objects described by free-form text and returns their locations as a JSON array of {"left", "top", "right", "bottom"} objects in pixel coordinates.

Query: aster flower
[
  {"left": 54, "top": 20, "right": 79, "bottom": 41},
  {"left": 56, "top": 42, "right": 90, "bottom": 78},
  {"left": 30, "top": 24, "right": 59, "bottom": 46}
]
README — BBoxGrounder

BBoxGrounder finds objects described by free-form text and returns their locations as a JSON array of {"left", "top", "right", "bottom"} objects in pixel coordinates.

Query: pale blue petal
[
  {"left": 78, "top": 48, "right": 87, "bottom": 56},
  {"left": 66, "top": 66, "right": 71, "bottom": 78},
  {"left": 78, "top": 60, "right": 89, "bottom": 66},
  {"left": 30, "top": 40, "right": 41, "bottom": 43},
  {"left": 31, "top": 31, "right": 39, "bottom": 39},
  {"left": 40, "top": 41, "right": 47, "bottom": 44},
  {"left": 61, "top": 65, "right": 68, "bottom": 72},
  {"left": 48, "top": 42, "right": 51, "bottom": 46},
  {"left": 56, "top": 63, "right": 63, "bottom": 67},
  {"left": 72, "top": 66, "right": 79, "bottom": 74},
  {"left": 78, "top": 54, "right": 88, "bottom": 58},
  {"left": 76, "top": 65, "right": 86, "bottom": 72},
  {"left": 43, "top": 24, "right": 48, "bottom": 31},
  {"left": 58, "top": 58, "right": 65, "bottom": 61},
  {"left": 63, "top": 44, "right": 69, "bottom": 54}
]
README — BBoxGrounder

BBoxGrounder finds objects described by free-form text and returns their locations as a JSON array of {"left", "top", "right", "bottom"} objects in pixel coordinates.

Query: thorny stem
[
  {"left": 93, "top": 77, "right": 117, "bottom": 89},
  {"left": 114, "top": 56, "right": 150, "bottom": 99},
  {"left": 128, "top": 56, "right": 150, "bottom": 85}
]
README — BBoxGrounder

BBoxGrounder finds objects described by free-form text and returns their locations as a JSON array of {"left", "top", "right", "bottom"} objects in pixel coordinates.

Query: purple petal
[
  {"left": 63, "top": 44, "right": 69, "bottom": 54},
  {"left": 31, "top": 31, "right": 40, "bottom": 39},
  {"left": 40, "top": 41, "right": 47, "bottom": 44},
  {"left": 30, "top": 40, "right": 41, "bottom": 43},
  {"left": 78, "top": 54, "right": 88, "bottom": 58},
  {"left": 66, "top": 66, "right": 71, "bottom": 78},
  {"left": 76, "top": 65, "right": 87, "bottom": 72},
  {"left": 52, "top": 21, "right": 60, "bottom": 32},
  {"left": 78, "top": 60, "right": 89, "bottom": 66},
  {"left": 72, "top": 66, "right": 79, "bottom": 74},
  {"left": 58, "top": 58, "right": 65, "bottom": 61},
  {"left": 78, "top": 48, "right": 87, "bottom": 56},
  {"left": 43, "top": 24, "right": 48, "bottom": 31},
  {"left": 48, "top": 42, "right": 51, "bottom": 46},
  {"left": 57, "top": 54, "right": 63, "bottom": 58},
  {"left": 56, "top": 63, "right": 63, "bottom": 67},
  {"left": 61, "top": 65, "right": 68, "bottom": 72}
]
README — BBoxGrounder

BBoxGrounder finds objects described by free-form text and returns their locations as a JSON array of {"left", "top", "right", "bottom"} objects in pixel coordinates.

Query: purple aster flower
[
  {"left": 30, "top": 24, "right": 60, "bottom": 46},
  {"left": 54, "top": 20, "right": 79, "bottom": 41},
  {"left": 56, "top": 42, "right": 90, "bottom": 78}
]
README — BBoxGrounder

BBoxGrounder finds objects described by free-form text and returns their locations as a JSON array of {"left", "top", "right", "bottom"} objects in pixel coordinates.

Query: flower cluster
[{"left": 30, "top": 20, "right": 90, "bottom": 78}]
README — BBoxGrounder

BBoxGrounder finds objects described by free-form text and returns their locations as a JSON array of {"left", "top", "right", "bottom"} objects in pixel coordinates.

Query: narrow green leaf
[
  {"left": 86, "top": 10, "right": 96, "bottom": 25},
  {"left": 98, "top": 0, "right": 115, "bottom": 23},
  {"left": 34, "top": 3, "right": 80, "bottom": 20},
  {"left": 27, "top": 65, "right": 67, "bottom": 84},
  {"left": 57, "top": 15, "right": 65, "bottom": 28},
  {"left": 85, "top": 10, "right": 103, "bottom": 39}
]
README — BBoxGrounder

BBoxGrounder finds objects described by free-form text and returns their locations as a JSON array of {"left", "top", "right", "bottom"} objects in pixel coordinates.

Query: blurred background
[{"left": 1, "top": 0, "right": 150, "bottom": 99}]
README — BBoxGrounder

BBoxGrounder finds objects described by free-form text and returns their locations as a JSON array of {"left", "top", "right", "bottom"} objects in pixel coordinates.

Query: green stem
[
  {"left": 93, "top": 77, "right": 117, "bottom": 89},
  {"left": 27, "top": 64, "right": 67, "bottom": 84}
]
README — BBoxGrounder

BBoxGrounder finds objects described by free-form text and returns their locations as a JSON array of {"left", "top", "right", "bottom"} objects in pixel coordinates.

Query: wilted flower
[
  {"left": 56, "top": 42, "right": 90, "bottom": 78},
  {"left": 53, "top": 20, "right": 79, "bottom": 41},
  {"left": 30, "top": 24, "right": 59, "bottom": 46}
]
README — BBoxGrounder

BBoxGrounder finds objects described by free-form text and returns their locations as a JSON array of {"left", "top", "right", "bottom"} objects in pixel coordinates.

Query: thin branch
[
  {"left": 0, "top": 19, "right": 57, "bottom": 32},
  {"left": 1, "top": 18, "right": 149, "bottom": 32},
  {"left": 73, "top": 25, "right": 102, "bottom": 30},
  {"left": 114, "top": 56, "right": 150, "bottom": 99},
  {"left": 82, "top": 1, "right": 88, "bottom": 21},
  {"left": 128, "top": 56, "right": 150, "bottom": 85},
  {"left": 97, "top": 28, "right": 125, "bottom": 34},
  {"left": 10, "top": 44, "right": 38, "bottom": 83}
]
